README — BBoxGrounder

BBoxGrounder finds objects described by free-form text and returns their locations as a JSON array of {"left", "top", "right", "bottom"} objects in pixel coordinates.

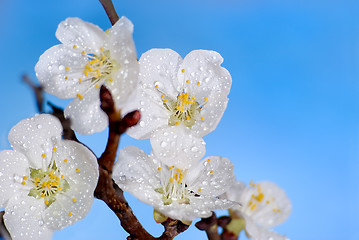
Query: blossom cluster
[{"left": 0, "top": 15, "right": 291, "bottom": 240}]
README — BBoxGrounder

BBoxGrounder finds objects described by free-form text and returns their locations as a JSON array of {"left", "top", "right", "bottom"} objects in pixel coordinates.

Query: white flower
[
  {"left": 0, "top": 114, "right": 99, "bottom": 240},
  {"left": 225, "top": 181, "right": 292, "bottom": 240},
  {"left": 113, "top": 146, "right": 236, "bottom": 222},
  {"left": 127, "top": 49, "right": 231, "bottom": 167},
  {"left": 35, "top": 17, "right": 139, "bottom": 134}
]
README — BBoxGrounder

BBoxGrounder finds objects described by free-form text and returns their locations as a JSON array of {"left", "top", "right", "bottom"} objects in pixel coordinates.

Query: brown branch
[
  {"left": 95, "top": 86, "right": 189, "bottom": 240},
  {"left": 22, "top": 75, "right": 44, "bottom": 113},
  {"left": 195, "top": 212, "right": 220, "bottom": 240},
  {"left": 99, "top": 0, "right": 119, "bottom": 26}
]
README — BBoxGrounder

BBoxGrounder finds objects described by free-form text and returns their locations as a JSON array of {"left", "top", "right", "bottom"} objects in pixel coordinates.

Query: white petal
[
  {"left": 180, "top": 50, "right": 231, "bottom": 137},
  {"left": 56, "top": 17, "right": 106, "bottom": 52},
  {"left": 43, "top": 187, "right": 94, "bottom": 230},
  {"left": 113, "top": 146, "right": 162, "bottom": 206},
  {"left": 4, "top": 194, "right": 52, "bottom": 240},
  {"left": 156, "top": 196, "right": 234, "bottom": 222},
  {"left": 240, "top": 181, "right": 292, "bottom": 228},
  {"left": 35, "top": 44, "right": 92, "bottom": 99},
  {"left": 224, "top": 181, "right": 246, "bottom": 203},
  {"left": 64, "top": 88, "right": 108, "bottom": 134},
  {"left": 113, "top": 146, "right": 160, "bottom": 189},
  {"left": 244, "top": 216, "right": 289, "bottom": 240},
  {"left": 106, "top": 17, "right": 139, "bottom": 109},
  {"left": 8, "top": 114, "right": 62, "bottom": 169},
  {"left": 0, "top": 150, "right": 29, "bottom": 207},
  {"left": 186, "top": 156, "right": 235, "bottom": 197},
  {"left": 125, "top": 81, "right": 170, "bottom": 140},
  {"left": 55, "top": 140, "right": 99, "bottom": 187},
  {"left": 139, "top": 49, "right": 183, "bottom": 99},
  {"left": 150, "top": 127, "right": 206, "bottom": 169}
]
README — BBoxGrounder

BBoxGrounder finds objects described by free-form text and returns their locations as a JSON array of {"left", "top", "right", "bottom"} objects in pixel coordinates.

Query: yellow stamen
[
  {"left": 210, "top": 170, "right": 214, "bottom": 174},
  {"left": 72, "top": 198, "right": 77, "bottom": 203},
  {"left": 201, "top": 117, "right": 204, "bottom": 121},
  {"left": 76, "top": 93, "right": 84, "bottom": 100},
  {"left": 155, "top": 85, "right": 159, "bottom": 89},
  {"left": 157, "top": 167, "right": 162, "bottom": 171},
  {"left": 23, "top": 176, "right": 28, "bottom": 180},
  {"left": 161, "top": 94, "right": 165, "bottom": 99},
  {"left": 65, "top": 66, "right": 70, "bottom": 71},
  {"left": 82, "top": 51, "right": 86, "bottom": 55},
  {"left": 79, "top": 78, "right": 83, "bottom": 83},
  {"left": 65, "top": 76, "right": 68, "bottom": 80},
  {"left": 53, "top": 147, "right": 57, "bottom": 152},
  {"left": 197, "top": 82, "right": 200, "bottom": 86},
  {"left": 207, "top": 159, "right": 211, "bottom": 162},
  {"left": 45, "top": 200, "right": 49, "bottom": 205},
  {"left": 175, "top": 122, "right": 180, "bottom": 125},
  {"left": 169, "top": 166, "right": 174, "bottom": 170},
  {"left": 181, "top": 69, "right": 185, "bottom": 73},
  {"left": 73, "top": 45, "right": 77, "bottom": 49},
  {"left": 76, "top": 168, "right": 80, "bottom": 173},
  {"left": 42, "top": 153, "right": 46, "bottom": 158},
  {"left": 68, "top": 212, "right": 73, "bottom": 216},
  {"left": 204, "top": 97, "right": 208, "bottom": 101},
  {"left": 64, "top": 159, "right": 68, "bottom": 163},
  {"left": 100, "top": 47, "right": 104, "bottom": 51},
  {"left": 198, "top": 188, "right": 202, "bottom": 192},
  {"left": 21, "top": 181, "right": 26, "bottom": 185},
  {"left": 186, "top": 80, "right": 190, "bottom": 84}
]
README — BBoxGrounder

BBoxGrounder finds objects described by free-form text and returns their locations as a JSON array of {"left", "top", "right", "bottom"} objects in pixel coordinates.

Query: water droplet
[
  {"left": 160, "top": 142, "right": 167, "bottom": 148},
  {"left": 20, "top": 218, "right": 25, "bottom": 222},
  {"left": 38, "top": 220, "right": 44, "bottom": 226},
  {"left": 37, "top": 124, "right": 42, "bottom": 129},
  {"left": 191, "top": 147, "right": 198, "bottom": 152},
  {"left": 140, "top": 101, "right": 144, "bottom": 106},
  {"left": 139, "top": 121, "right": 145, "bottom": 127},
  {"left": 119, "top": 175, "right": 126, "bottom": 181},
  {"left": 58, "top": 65, "right": 65, "bottom": 71}
]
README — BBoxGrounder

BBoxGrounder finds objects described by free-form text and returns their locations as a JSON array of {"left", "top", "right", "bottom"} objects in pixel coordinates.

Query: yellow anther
[
  {"left": 266, "top": 200, "right": 270, "bottom": 204},
  {"left": 157, "top": 167, "right": 162, "bottom": 171},
  {"left": 169, "top": 166, "right": 175, "bottom": 170},
  {"left": 21, "top": 181, "right": 26, "bottom": 185},
  {"left": 198, "top": 188, "right": 202, "bottom": 192},
  {"left": 176, "top": 168, "right": 181, "bottom": 173},
  {"left": 61, "top": 175, "right": 64, "bottom": 179},
  {"left": 73, "top": 45, "right": 77, "bottom": 49},
  {"left": 82, "top": 51, "right": 86, "bottom": 55},
  {"left": 197, "top": 82, "right": 200, "bottom": 86},
  {"left": 186, "top": 80, "right": 190, "bottom": 84},
  {"left": 254, "top": 193, "right": 264, "bottom": 202},
  {"left": 210, "top": 170, "right": 214, "bottom": 174},
  {"left": 109, "top": 78, "right": 113, "bottom": 82},
  {"left": 207, "top": 159, "right": 211, "bottom": 162},
  {"left": 53, "top": 147, "right": 57, "bottom": 152},
  {"left": 56, "top": 177, "right": 60, "bottom": 181},
  {"left": 42, "top": 153, "right": 46, "bottom": 158},
  {"left": 23, "top": 176, "right": 28, "bottom": 180},
  {"left": 76, "top": 93, "right": 84, "bottom": 100},
  {"left": 35, "top": 178, "right": 40, "bottom": 182},
  {"left": 204, "top": 97, "right": 208, "bottom": 101},
  {"left": 186, "top": 116, "right": 190, "bottom": 120},
  {"left": 201, "top": 117, "right": 204, "bottom": 121},
  {"left": 101, "top": 56, "right": 106, "bottom": 60},
  {"left": 100, "top": 47, "right": 104, "bottom": 51},
  {"left": 155, "top": 85, "right": 159, "bottom": 89},
  {"left": 45, "top": 200, "right": 49, "bottom": 205},
  {"left": 175, "top": 122, "right": 180, "bottom": 125},
  {"left": 58, "top": 187, "right": 63, "bottom": 191},
  {"left": 65, "top": 66, "right": 70, "bottom": 71},
  {"left": 170, "top": 178, "right": 174, "bottom": 183},
  {"left": 95, "top": 84, "right": 100, "bottom": 88},
  {"left": 41, "top": 193, "right": 45, "bottom": 198},
  {"left": 181, "top": 69, "right": 185, "bottom": 73},
  {"left": 68, "top": 212, "right": 73, "bottom": 216},
  {"left": 174, "top": 173, "right": 178, "bottom": 180},
  {"left": 161, "top": 94, "right": 165, "bottom": 99},
  {"left": 64, "top": 159, "right": 68, "bottom": 163},
  {"left": 79, "top": 78, "right": 82, "bottom": 83},
  {"left": 251, "top": 203, "right": 257, "bottom": 211},
  {"left": 76, "top": 168, "right": 80, "bottom": 173},
  {"left": 50, "top": 170, "right": 54, "bottom": 175},
  {"left": 65, "top": 76, "right": 68, "bottom": 80},
  {"left": 72, "top": 198, "right": 77, "bottom": 203}
]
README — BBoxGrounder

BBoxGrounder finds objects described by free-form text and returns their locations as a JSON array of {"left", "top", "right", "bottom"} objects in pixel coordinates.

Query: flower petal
[
  {"left": 139, "top": 49, "right": 184, "bottom": 99},
  {"left": 8, "top": 114, "right": 62, "bottom": 169},
  {"left": 4, "top": 194, "right": 52, "bottom": 240},
  {"left": 180, "top": 50, "right": 231, "bottom": 137},
  {"left": 0, "top": 150, "right": 29, "bottom": 207},
  {"left": 222, "top": 180, "right": 246, "bottom": 203},
  {"left": 35, "top": 44, "right": 92, "bottom": 99},
  {"left": 244, "top": 216, "right": 289, "bottom": 240},
  {"left": 240, "top": 181, "right": 292, "bottom": 228},
  {"left": 64, "top": 87, "right": 108, "bottom": 134},
  {"left": 43, "top": 140, "right": 98, "bottom": 229},
  {"left": 186, "top": 156, "right": 235, "bottom": 197},
  {"left": 56, "top": 17, "right": 106, "bottom": 52},
  {"left": 150, "top": 127, "right": 206, "bottom": 169},
  {"left": 106, "top": 17, "right": 139, "bottom": 109}
]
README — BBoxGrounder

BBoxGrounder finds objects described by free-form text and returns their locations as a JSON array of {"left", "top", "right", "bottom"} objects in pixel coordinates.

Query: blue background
[{"left": 0, "top": 0, "right": 358, "bottom": 239}]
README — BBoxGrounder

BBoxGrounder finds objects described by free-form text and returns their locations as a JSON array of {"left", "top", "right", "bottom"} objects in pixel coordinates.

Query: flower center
[
  {"left": 154, "top": 82, "right": 207, "bottom": 127},
  {"left": 26, "top": 161, "right": 69, "bottom": 207},
  {"left": 155, "top": 166, "right": 191, "bottom": 205}
]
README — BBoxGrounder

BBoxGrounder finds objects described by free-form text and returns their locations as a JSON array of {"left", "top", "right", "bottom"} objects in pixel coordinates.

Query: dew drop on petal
[
  {"left": 58, "top": 65, "right": 65, "bottom": 71},
  {"left": 191, "top": 147, "right": 198, "bottom": 152},
  {"left": 37, "top": 124, "right": 42, "bottom": 129},
  {"left": 139, "top": 121, "right": 145, "bottom": 127},
  {"left": 160, "top": 141, "right": 167, "bottom": 148}
]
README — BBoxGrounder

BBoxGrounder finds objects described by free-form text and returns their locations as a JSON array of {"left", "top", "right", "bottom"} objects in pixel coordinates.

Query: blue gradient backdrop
[{"left": 0, "top": 0, "right": 358, "bottom": 239}]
